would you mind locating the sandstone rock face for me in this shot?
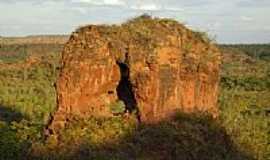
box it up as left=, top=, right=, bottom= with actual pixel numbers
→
left=49, top=16, right=221, bottom=132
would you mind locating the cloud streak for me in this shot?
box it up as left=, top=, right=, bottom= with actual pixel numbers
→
left=71, top=0, right=126, bottom=6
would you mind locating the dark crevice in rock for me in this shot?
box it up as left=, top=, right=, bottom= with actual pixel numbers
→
left=116, top=61, right=138, bottom=116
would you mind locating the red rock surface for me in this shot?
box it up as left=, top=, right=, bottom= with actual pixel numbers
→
left=49, top=16, right=221, bottom=133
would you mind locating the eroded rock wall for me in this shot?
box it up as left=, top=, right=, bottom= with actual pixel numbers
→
left=49, top=16, right=221, bottom=132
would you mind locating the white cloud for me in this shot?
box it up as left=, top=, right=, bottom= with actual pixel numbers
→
left=130, top=3, right=162, bottom=11
left=71, top=0, right=125, bottom=6
left=103, top=0, right=125, bottom=6
left=164, top=6, right=184, bottom=12
left=72, top=7, right=88, bottom=14
left=240, top=16, right=253, bottom=22
left=130, top=3, right=183, bottom=12
left=209, top=22, right=221, bottom=29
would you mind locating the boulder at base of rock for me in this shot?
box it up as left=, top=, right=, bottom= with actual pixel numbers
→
left=48, top=16, right=221, bottom=133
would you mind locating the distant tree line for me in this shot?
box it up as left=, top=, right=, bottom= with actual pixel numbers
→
left=0, top=44, right=64, bottom=63
left=219, top=44, right=270, bottom=60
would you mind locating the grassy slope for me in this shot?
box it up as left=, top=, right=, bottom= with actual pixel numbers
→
left=219, top=46, right=270, bottom=160
left=0, top=46, right=60, bottom=159
left=0, top=43, right=269, bottom=159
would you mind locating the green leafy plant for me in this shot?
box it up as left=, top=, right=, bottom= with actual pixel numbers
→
left=109, top=100, right=126, bottom=115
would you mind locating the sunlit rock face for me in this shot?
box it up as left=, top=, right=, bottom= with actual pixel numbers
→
left=48, top=16, right=221, bottom=133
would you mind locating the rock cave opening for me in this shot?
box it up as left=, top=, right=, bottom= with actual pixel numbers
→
left=116, top=61, right=138, bottom=114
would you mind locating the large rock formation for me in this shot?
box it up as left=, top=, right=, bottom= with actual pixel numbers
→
left=49, top=16, right=221, bottom=133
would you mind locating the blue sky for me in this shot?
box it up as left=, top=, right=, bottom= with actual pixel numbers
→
left=0, top=0, right=270, bottom=43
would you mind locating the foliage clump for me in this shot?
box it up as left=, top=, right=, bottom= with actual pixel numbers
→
left=109, top=100, right=126, bottom=115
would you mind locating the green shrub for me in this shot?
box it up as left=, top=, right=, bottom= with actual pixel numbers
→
left=109, top=100, right=126, bottom=115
